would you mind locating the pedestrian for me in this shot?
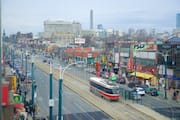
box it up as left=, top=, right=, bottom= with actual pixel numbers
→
left=173, top=90, right=176, bottom=100
left=176, top=90, right=179, bottom=102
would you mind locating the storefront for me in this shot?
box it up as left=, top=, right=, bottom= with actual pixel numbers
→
left=130, top=71, right=157, bottom=86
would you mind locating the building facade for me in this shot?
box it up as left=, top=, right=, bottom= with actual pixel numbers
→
left=43, top=20, right=82, bottom=46
left=44, top=20, right=81, bottom=35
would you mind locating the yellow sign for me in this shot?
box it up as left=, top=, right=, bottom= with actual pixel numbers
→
left=101, top=55, right=105, bottom=63
left=11, top=76, right=17, bottom=91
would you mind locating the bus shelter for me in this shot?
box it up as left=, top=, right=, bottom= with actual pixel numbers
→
left=119, top=84, right=133, bottom=100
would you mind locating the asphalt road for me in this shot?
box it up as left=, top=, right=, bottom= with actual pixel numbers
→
left=28, top=62, right=111, bottom=120
left=58, top=61, right=180, bottom=120
left=23, top=53, right=180, bottom=120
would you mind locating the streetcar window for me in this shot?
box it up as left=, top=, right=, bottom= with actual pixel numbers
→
left=90, top=81, right=114, bottom=94
left=112, top=89, right=119, bottom=94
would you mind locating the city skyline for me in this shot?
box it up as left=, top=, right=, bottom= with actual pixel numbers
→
left=2, top=0, right=180, bottom=35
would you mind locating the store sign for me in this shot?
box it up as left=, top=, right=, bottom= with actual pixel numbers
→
left=132, top=44, right=148, bottom=51
left=2, top=85, right=8, bottom=106
left=75, top=38, right=85, bottom=44
left=114, top=53, right=119, bottom=63
left=127, top=58, right=133, bottom=70
left=13, top=94, right=23, bottom=103
left=134, top=52, right=156, bottom=59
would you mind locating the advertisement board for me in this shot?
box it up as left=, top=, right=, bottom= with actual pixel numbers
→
left=75, top=38, right=86, bottom=44
left=11, top=76, right=17, bottom=91
left=114, top=53, right=119, bottom=63
left=7, top=75, right=17, bottom=92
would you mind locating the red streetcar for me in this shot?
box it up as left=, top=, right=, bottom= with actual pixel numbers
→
left=89, top=77, right=120, bottom=101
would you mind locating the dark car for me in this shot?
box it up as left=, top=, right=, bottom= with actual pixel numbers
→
left=148, top=88, right=159, bottom=96
left=116, top=77, right=126, bottom=84
left=43, top=59, right=47, bottom=62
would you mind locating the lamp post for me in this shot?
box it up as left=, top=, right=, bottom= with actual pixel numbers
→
left=21, top=52, right=24, bottom=80
left=134, top=56, right=136, bottom=82
left=58, top=66, right=63, bottom=120
left=58, top=61, right=84, bottom=120
left=31, top=56, right=35, bottom=119
left=164, top=53, right=168, bottom=99
left=157, top=51, right=168, bottom=99
left=49, top=62, right=54, bottom=120
left=25, top=51, right=28, bottom=77
left=12, top=49, right=15, bottom=69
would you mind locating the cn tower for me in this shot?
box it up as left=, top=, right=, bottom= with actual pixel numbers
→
left=90, top=9, right=93, bottom=30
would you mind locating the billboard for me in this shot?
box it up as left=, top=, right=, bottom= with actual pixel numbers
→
left=114, top=53, right=119, bottom=63
left=75, top=38, right=85, bottom=44
left=131, top=44, right=149, bottom=51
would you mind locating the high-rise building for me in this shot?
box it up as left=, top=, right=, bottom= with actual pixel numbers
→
left=176, top=13, right=180, bottom=30
left=90, top=9, right=93, bottom=30
left=44, top=20, right=81, bottom=35
left=43, top=20, right=81, bottom=45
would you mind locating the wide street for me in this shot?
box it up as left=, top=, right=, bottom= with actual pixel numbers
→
left=26, top=61, right=111, bottom=119
left=16, top=49, right=180, bottom=119
left=50, top=57, right=180, bottom=119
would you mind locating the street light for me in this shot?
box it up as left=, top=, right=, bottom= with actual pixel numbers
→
left=49, top=62, right=54, bottom=120
left=31, top=55, right=35, bottom=119
left=133, top=56, right=136, bottom=82
left=25, top=51, right=28, bottom=77
left=58, top=61, right=84, bottom=120
left=157, top=51, right=169, bottom=99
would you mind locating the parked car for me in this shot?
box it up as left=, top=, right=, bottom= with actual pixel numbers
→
left=131, top=90, right=142, bottom=100
left=138, top=85, right=150, bottom=93
left=116, top=77, right=126, bottom=84
left=148, top=88, right=159, bottom=96
left=43, top=59, right=47, bottom=63
left=135, top=87, right=145, bottom=96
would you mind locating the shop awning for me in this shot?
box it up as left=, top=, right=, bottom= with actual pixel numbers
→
left=130, top=72, right=155, bottom=79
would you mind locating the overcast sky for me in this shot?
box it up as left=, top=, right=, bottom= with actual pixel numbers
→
left=2, top=0, right=180, bottom=35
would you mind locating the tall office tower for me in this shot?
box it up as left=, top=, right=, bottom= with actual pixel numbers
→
left=90, top=9, right=93, bottom=30
left=176, top=13, right=180, bottom=30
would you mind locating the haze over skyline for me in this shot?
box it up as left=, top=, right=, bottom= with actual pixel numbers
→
left=2, top=0, right=180, bottom=35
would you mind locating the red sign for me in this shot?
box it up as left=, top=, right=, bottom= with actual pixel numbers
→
left=2, top=84, right=9, bottom=106
left=95, top=61, right=100, bottom=77
left=127, top=58, right=133, bottom=70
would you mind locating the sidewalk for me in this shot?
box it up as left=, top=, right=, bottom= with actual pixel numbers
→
left=5, top=64, right=34, bottom=120
left=122, top=100, right=170, bottom=120
left=119, top=87, right=180, bottom=120
left=158, top=87, right=180, bottom=105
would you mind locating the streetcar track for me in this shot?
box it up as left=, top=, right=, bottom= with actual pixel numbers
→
left=32, top=59, right=157, bottom=120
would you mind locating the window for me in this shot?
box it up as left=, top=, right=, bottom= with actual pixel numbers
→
left=90, top=81, right=114, bottom=94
